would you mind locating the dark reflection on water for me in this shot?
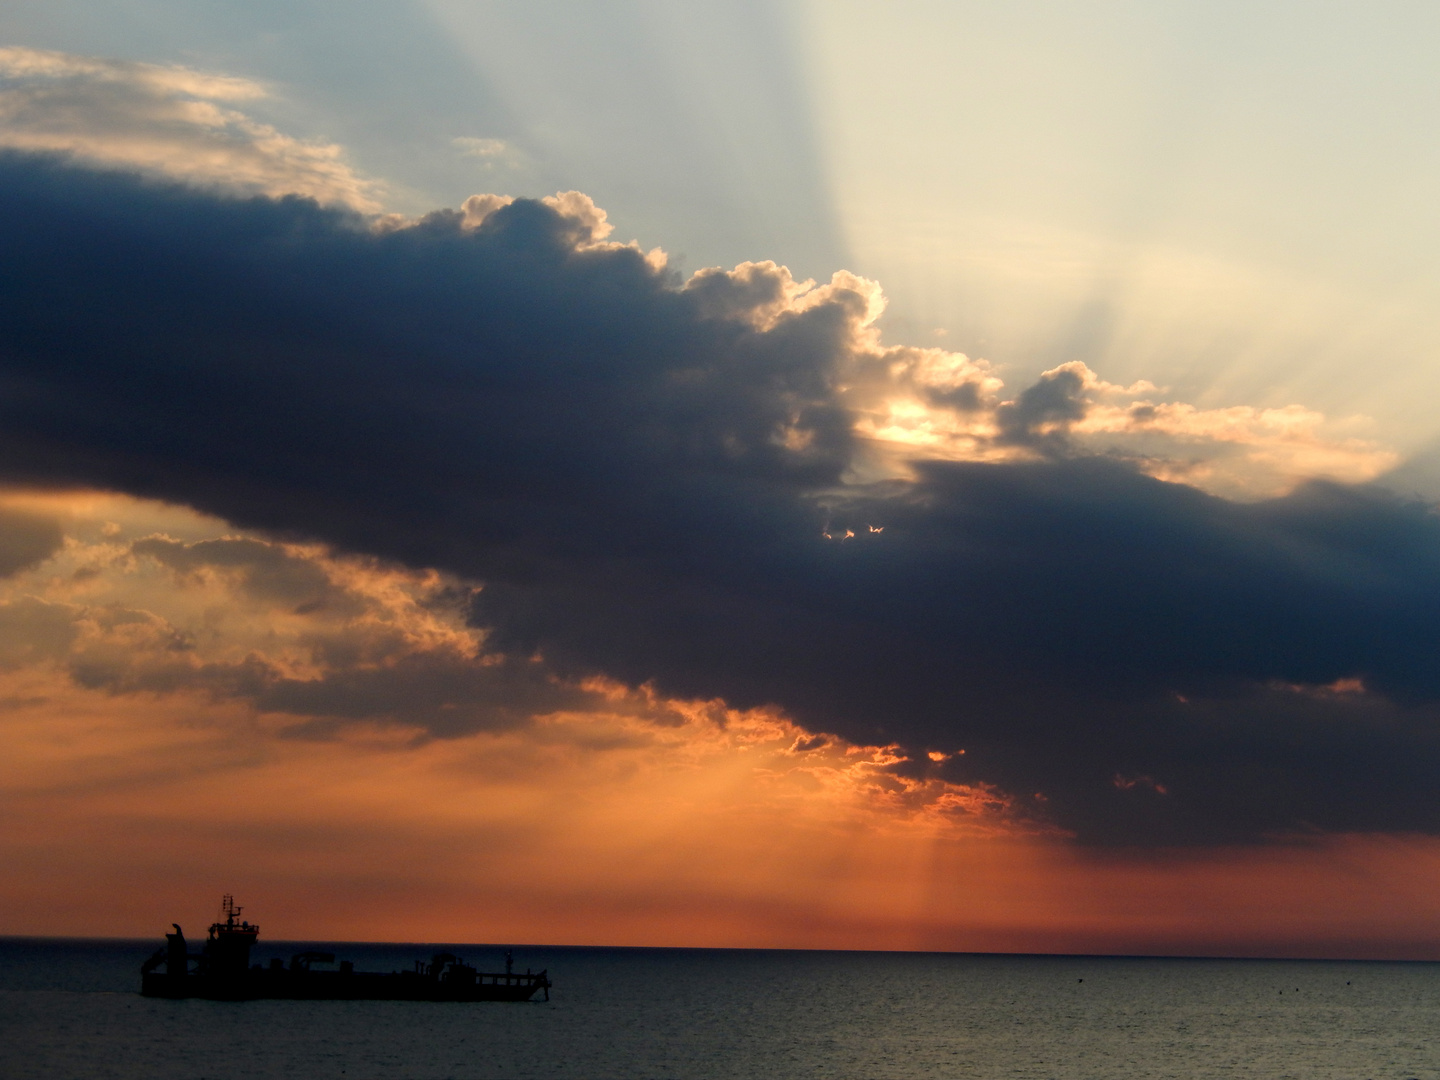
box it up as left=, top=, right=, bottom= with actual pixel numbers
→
left=2, top=937, right=1438, bottom=1079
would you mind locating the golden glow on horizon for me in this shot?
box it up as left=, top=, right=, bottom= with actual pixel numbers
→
left=1, top=490, right=1439, bottom=958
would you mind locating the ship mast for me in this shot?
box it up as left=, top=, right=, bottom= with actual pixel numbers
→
left=219, top=894, right=243, bottom=928
left=206, top=894, right=259, bottom=976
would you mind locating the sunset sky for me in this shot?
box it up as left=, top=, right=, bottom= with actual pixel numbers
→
left=3, top=2, right=1440, bottom=959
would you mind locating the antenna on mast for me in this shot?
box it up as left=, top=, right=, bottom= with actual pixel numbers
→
left=220, top=894, right=243, bottom=926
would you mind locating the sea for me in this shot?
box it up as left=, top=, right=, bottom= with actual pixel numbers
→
left=1, top=938, right=1437, bottom=1079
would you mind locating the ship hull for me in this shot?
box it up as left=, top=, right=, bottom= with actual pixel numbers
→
left=141, top=970, right=547, bottom=1002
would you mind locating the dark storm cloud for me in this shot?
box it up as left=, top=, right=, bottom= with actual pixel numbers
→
left=2, top=152, right=1439, bottom=844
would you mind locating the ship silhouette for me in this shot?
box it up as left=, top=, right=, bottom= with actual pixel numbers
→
left=140, top=896, right=550, bottom=1002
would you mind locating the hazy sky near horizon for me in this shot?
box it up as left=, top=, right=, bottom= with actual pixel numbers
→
left=4, top=2, right=1440, bottom=954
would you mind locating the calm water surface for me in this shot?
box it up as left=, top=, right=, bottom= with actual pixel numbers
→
left=1, top=938, right=1437, bottom=1079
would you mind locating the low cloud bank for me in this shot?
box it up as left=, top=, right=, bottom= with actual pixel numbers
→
left=0, top=153, right=1435, bottom=844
